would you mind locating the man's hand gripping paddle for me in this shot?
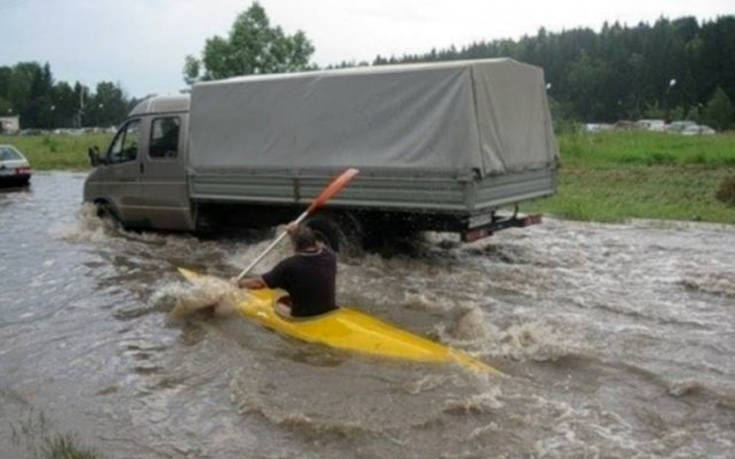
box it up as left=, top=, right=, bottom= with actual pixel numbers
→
left=235, top=168, right=359, bottom=282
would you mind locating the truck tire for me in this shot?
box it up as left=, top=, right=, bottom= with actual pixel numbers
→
left=95, top=201, right=124, bottom=230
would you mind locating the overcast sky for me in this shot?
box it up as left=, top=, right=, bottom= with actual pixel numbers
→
left=1, top=0, right=732, bottom=98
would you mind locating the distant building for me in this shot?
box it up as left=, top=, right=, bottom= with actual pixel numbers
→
left=0, top=116, right=20, bottom=133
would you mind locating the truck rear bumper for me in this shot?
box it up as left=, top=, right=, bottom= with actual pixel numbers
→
left=461, top=213, right=542, bottom=242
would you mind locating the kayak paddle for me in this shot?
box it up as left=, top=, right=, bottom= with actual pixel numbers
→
left=235, top=167, right=359, bottom=282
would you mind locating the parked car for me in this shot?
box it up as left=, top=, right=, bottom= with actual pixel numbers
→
left=0, top=145, right=32, bottom=186
left=666, top=120, right=698, bottom=133
left=698, top=124, right=716, bottom=135
left=682, top=124, right=717, bottom=136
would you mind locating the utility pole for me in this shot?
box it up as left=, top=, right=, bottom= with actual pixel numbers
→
left=664, top=78, right=677, bottom=123
left=74, top=87, right=86, bottom=128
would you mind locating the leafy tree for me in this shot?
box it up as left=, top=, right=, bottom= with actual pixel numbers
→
left=51, top=82, right=78, bottom=128
left=7, top=62, right=40, bottom=124
left=0, top=95, right=11, bottom=114
left=703, top=87, right=734, bottom=130
left=642, top=101, right=666, bottom=119
left=84, top=82, right=129, bottom=127
left=184, top=2, right=315, bottom=83
left=30, top=63, right=55, bottom=128
left=0, top=67, right=11, bottom=102
left=183, top=56, right=201, bottom=85
left=0, top=61, right=133, bottom=128
left=668, top=105, right=687, bottom=121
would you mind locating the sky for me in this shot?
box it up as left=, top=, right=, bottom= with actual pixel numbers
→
left=1, top=0, right=733, bottom=98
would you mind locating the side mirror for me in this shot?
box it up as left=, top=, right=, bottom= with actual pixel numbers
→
left=88, top=146, right=105, bottom=166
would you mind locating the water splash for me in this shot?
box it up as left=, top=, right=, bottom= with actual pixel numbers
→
left=151, top=276, right=250, bottom=320
left=443, top=387, right=505, bottom=414
left=52, top=202, right=114, bottom=243
left=435, top=312, right=576, bottom=362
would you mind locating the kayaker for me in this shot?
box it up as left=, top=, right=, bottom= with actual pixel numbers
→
left=234, top=223, right=338, bottom=318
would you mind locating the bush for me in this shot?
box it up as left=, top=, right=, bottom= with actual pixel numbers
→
left=703, top=87, right=735, bottom=131
left=715, top=176, right=735, bottom=206
left=41, top=135, right=59, bottom=153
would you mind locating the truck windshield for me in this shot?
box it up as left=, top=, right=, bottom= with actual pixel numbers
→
left=108, top=120, right=141, bottom=163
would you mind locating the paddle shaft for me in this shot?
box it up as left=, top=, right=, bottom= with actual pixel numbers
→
left=235, top=168, right=359, bottom=282
left=235, top=210, right=309, bottom=281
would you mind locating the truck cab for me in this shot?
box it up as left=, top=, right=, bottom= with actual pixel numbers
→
left=84, top=95, right=195, bottom=230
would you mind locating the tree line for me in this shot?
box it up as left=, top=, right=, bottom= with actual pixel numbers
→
left=369, top=15, right=735, bottom=130
left=4, top=3, right=734, bottom=131
left=0, top=62, right=137, bottom=130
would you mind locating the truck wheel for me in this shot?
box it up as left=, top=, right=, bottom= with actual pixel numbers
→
left=95, top=201, right=123, bottom=229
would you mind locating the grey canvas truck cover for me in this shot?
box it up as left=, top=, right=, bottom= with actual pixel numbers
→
left=190, top=58, right=557, bottom=177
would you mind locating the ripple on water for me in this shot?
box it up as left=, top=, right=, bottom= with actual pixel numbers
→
left=228, top=355, right=490, bottom=435
left=678, top=271, right=735, bottom=298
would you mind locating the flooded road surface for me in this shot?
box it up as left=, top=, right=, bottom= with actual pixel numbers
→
left=1, top=172, right=734, bottom=458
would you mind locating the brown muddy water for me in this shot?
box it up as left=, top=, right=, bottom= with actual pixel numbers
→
left=1, top=172, right=734, bottom=458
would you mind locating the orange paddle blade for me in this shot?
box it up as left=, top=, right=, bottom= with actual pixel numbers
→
left=306, top=168, right=359, bottom=213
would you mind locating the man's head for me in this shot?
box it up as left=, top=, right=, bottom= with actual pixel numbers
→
left=289, top=224, right=318, bottom=251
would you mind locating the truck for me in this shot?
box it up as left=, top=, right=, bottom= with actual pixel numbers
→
left=84, top=58, right=558, bottom=249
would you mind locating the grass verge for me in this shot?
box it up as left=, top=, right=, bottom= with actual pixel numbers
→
left=525, top=130, right=735, bottom=224
left=524, top=165, right=735, bottom=223
left=1, top=133, right=112, bottom=170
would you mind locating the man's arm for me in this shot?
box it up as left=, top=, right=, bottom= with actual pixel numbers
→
left=234, top=276, right=266, bottom=289
left=233, top=253, right=289, bottom=290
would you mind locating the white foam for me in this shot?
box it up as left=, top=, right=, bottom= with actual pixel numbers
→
left=443, top=387, right=504, bottom=414
left=51, top=203, right=113, bottom=243
left=151, top=277, right=249, bottom=320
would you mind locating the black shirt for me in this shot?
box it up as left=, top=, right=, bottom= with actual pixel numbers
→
left=261, top=247, right=337, bottom=317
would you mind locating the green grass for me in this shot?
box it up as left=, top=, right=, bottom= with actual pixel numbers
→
left=559, top=130, right=735, bottom=167
left=10, top=410, right=104, bottom=459
left=0, top=133, right=112, bottom=170
left=525, top=130, right=735, bottom=224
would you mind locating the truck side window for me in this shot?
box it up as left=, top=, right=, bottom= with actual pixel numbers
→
left=149, top=117, right=180, bottom=159
left=108, top=119, right=141, bottom=164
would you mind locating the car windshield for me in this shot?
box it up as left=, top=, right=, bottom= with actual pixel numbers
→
left=0, top=146, right=23, bottom=161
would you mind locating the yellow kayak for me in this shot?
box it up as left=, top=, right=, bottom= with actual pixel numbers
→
left=178, top=268, right=502, bottom=375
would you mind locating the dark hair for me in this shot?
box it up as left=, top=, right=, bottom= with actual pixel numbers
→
left=291, top=225, right=317, bottom=251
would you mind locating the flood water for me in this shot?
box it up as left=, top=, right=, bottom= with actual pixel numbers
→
left=1, top=172, right=734, bottom=458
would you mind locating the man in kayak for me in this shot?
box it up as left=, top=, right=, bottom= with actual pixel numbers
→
left=235, top=223, right=338, bottom=318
